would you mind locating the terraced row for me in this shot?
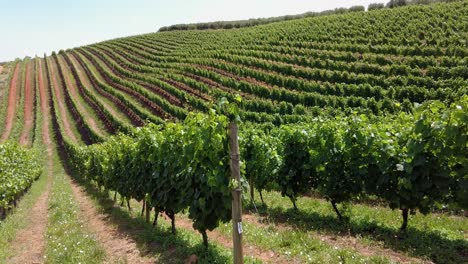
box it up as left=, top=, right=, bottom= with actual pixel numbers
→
left=2, top=1, right=467, bottom=147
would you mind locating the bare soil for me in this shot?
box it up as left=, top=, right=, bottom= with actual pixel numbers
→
left=69, top=54, right=129, bottom=123
left=0, top=64, right=20, bottom=142
left=19, top=61, right=34, bottom=146
left=7, top=63, right=53, bottom=263
left=7, top=150, right=52, bottom=264
left=57, top=56, right=101, bottom=134
left=69, top=183, right=157, bottom=263
left=48, top=58, right=77, bottom=141
left=38, top=60, right=51, bottom=145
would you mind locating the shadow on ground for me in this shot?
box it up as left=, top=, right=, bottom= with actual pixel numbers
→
left=245, top=203, right=467, bottom=264
left=71, top=173, right=231, bottom=264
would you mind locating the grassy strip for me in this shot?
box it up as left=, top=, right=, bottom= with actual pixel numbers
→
left=45, top=56, right=84, bottom=144
left=44, top=153, right=105, bottom=263
left=213, top=214, right=392, bottom=263
left=74, top=175, right=260, bottom=263
left=248, top=190, right=468, bottom=264
left=0, top=145, right=47, bottom=262
left=72, top=50, right=145, bottom=128
left=32, top=58, right=43, bottom=146
left=0, top=59, right=46, bottom=261
left=52, top=53, right=105, bottom=143
left=58, top=54, right=109, bottom=137
left=67, top=51, right=134, bottom=129
left=20, top=58, right=38, bottom=146
left=8, top=60, right=27, bottom=142
left=44, top=52, right=105, bottom=263
left=78, top=47, right=163, bottom=124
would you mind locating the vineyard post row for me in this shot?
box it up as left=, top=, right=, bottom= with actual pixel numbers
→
left=63, top=95, right=467, bottom=254
left=229, top=120, right=244, bottom=264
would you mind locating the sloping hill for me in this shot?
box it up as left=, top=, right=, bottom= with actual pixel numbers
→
left=0, top=2, right=467, bottom=263
left=0, top=1, right=462, bottom=145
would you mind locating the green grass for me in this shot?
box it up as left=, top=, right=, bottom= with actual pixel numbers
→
left=62, top=163, right=466, bottom=263
left=32, top=58, right=43, bottom=147
left=46, top=56, right=85, bottom=145
left=57, top=54, right=109, bottom=138
left=0, top=146, right=48, bottom=262
left=244, top=190, right=468, bottom=264
left=0, top=66, right=46, bottom=262
left=7, top=60, right=28, bottom=143
left=71, top=174, right=261, bottom=263
left=214, top=215, right=392, bottom=264
left=44, top=153, right=105, bottom=264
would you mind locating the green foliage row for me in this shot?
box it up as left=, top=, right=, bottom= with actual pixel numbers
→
left=204, top=50, right=466, bottom=97
left=77, top=2, right=466, bottom=123
left=0, top=143, right=42, bottom=209
left=71, top=51, right=143, bottom=130
left=65, top=110, right=233, bottom=246
left=62, top=96, right=466, bottom=247
left=72, top=49, right=153, bottom=126
left=79, top=47, right=191, bottom=120
left=52, top=52, right=104, bottom=144
left=100, top=37, right=467, bottom=108
left=243, top=96, right=467, bottom=227
left=61, top=51, right=119, bottom=135
left=87, top=42, right=334, bottom=123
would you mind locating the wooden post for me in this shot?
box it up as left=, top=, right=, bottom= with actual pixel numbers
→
left=229, top=121, right=243, bottom=264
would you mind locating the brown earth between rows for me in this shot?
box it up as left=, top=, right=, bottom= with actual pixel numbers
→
left=0, top=64, right=20, bottom=142
left=47, top=58, right=78, bottom=142
left=7, top=62, right=53, bottom=264
left=160, top=213, right=298, bottom=264
left=19, top=61, right=34, bottom=146
left=57, top=56, right=102, bottom=135
left=69, top=183, right=157, bottom=263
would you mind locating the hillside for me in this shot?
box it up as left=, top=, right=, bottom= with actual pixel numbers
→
left=0, top=1, right=467, bottom=263
left=2, top=1, right=467, bottom=144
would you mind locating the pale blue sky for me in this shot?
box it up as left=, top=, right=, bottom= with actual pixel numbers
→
left=0, top=0, right=386, bottom=62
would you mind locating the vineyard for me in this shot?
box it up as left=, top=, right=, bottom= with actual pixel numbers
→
left=0, top=1, right=467, bottom=263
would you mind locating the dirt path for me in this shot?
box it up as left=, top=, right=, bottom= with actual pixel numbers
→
left=19, top=61, right=34, bottom=146
left=168, top=214, right=295, bottom=264
left=7, top=61, right=53, bottom=264
left=7, top=150, right=52, bottom=264
left=69, top=183, right=157, bottom=263
left=47, top=58, right=78, bottom=142
left=57, top=55, right=102, bottom=135
left=0, top=63, right=20, bottom=142
left=241, top=213, right=428, bottom=264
